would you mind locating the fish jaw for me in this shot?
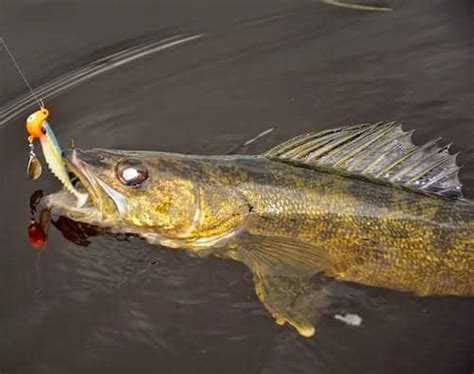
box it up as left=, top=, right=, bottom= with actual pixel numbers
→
left=45, top=149, right=123, bottom=225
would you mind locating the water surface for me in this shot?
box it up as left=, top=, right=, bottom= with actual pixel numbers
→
left=0, top=1, right=473, bottom=373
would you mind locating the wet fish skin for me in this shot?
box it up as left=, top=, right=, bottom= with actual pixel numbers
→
left=55, top=149, right=473, bottom=296
left=231, top=156, right=474, bottom=296
left=45, top=123, right=474, bottom=337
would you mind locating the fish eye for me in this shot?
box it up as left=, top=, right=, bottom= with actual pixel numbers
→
left=116, top=159, right=148, bottom=186
left=27, top=113, right=36, bottom=123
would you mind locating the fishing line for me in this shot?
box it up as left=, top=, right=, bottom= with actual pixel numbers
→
left=33, top=248, right=45, bottom=306
left=0, top=35, right=44, bottom=109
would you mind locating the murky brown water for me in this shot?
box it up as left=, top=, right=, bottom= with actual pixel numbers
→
left=0, top=1, right=473, bottom=373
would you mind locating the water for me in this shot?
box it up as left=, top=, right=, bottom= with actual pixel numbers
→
left=0, top=1, right=473, bottom=373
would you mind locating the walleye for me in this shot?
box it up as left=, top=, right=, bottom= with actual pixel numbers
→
left=43, top=122, right=474, bottom=337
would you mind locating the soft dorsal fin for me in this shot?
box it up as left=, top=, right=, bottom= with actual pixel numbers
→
left=265, top=122, right=463, bottom=199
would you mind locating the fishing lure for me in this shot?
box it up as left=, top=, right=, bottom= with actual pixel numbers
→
left=27, top=190, right=49, bottom=249
left=27, top=219, right=47, bottom=250
left=25, top=108, right=48, bottom=180
left=26, top=141, right=42, bottom=180
left=25, top=107, right=88, bottom=207
left=0, top=36, right=85, bottom=247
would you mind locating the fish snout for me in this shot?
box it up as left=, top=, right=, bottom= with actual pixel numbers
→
left=63, top=148, right=110, bottom=169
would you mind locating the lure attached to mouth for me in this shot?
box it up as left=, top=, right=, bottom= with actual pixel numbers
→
left=25, top=108, right=88, bottom=208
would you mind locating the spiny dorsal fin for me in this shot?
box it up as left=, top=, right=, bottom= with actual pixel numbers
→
left=265, top=122, right=463, bottom=199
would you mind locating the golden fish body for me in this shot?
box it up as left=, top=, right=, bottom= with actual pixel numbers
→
left=227, top=156, right=474, bottom=296
left=46, top=122, right=474, bottom=336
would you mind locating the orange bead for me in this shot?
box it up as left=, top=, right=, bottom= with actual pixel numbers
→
left=25, top=108, right=49, bottom=139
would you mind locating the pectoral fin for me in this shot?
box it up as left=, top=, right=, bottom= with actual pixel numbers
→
left=231, top=234, right=331, bottom=277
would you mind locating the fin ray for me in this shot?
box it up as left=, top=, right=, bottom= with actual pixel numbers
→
left=234, top=234, right=330, bottom=277
left=265, top=122, right=463, bottom=199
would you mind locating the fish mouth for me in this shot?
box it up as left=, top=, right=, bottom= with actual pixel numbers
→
left=47, top=149, right=126, bottom=222
left=64, top=149, right=102, bottom=210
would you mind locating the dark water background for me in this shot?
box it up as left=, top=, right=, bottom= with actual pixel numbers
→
left=0, top=1, right=473, bottom=373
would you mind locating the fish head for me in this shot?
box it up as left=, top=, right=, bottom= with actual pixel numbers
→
left=45, top=148, right=240, bottom=248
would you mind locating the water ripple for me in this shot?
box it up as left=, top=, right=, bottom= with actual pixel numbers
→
left=0, top=33, right=204, bottom=127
